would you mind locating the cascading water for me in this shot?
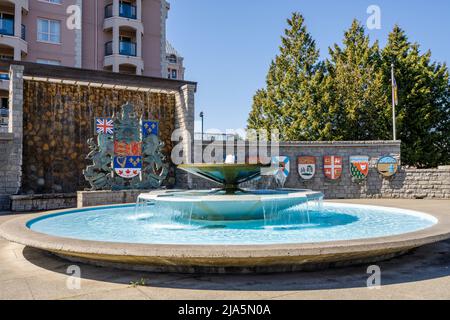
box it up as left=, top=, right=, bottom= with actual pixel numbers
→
left=135, top=189, right=324, bottom=231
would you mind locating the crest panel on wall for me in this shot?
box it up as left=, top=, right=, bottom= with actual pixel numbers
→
left=113, top=156, right=142, bottom=178
left=84, top=103, right=169, bottom=190
left=350, top=156, right=370, bottom=180
left=95, top=118, right=114, bottom=135
left=298, top=156, right=316, bottom=180
left=142, top=120, right=159, bottom=137
left=261, top=156, right=290, bottom=179
left=377, top=156, right=398, bottom=177
left=323, top=156, right=342, bottom=180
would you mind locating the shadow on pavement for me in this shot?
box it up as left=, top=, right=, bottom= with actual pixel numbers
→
left=21, top=239, right=450, bottom=292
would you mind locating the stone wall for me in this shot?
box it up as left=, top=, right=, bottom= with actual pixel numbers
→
left=21, top=80, right=177, bottom=194
left=173, top=84, right=196, bottom=189
left=77, top=190, right=143, bottom=208
left=0, top=65, right=23, bottom=210
left=377, top=168, right=450, bottom=199
left=177, top=140, right=449, bottom=199
left=10, top=193, right=77, bottom=212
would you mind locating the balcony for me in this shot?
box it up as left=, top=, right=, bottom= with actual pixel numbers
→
left=0, top=17, right=28, bottom=60
left=105, top=3, right=137, bottom=20
left=105, top=40, right=137, bottom=57
left=103, top=40, right=143, bottom=75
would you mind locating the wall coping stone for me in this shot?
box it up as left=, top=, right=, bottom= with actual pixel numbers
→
left=278, top=140, right=401, bottom=147
left=11, top=193, right=76, bottom=200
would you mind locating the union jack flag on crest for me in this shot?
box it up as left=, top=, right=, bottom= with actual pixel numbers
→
left=96, top=118, right=114, bottom=135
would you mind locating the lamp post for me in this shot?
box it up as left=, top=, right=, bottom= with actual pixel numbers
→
left=199, top=111, right=204, bottom=144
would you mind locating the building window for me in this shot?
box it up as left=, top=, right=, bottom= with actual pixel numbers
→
left=0, top=13, right=14, bottom=36
left=36, top=59, right=61, bottom=66
left=1, top=98, right=8, bottom=109
left=37, top=18, right=60, bottom=43
left=167, top=54, right=177, bottom=64
left=171, top=69, right=177, bottom=79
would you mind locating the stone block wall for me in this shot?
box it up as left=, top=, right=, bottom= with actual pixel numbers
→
left=173, top=84, right=196, bottom=189
left=377, top=168, right=450, bottom=199
left=10, top=193, right=77, bottom=212
left=21, top=80, right=176, bottom=194
left=77, top=190, right=143, bottom=208
left=173, top=140, right=449, bottom=200
left=0, top=65, right=24, bottom=210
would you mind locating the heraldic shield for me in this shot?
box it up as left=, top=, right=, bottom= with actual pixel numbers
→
left=324, top=156, right=342, bottom=180
left=83, top=102, right=169, bottom=190
left=377, top=156, right=398, bottom=178
left=298, top=156, right=316, bottom=180
left=350, top=156, right=370, bottom=180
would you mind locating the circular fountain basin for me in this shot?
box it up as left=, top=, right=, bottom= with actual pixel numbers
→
left=1, top=202, right=450, bottom=273
left=137, top=189, right=323, bottom=221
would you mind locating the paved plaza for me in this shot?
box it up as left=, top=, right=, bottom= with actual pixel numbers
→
left=0, top=199, right=449, bottom=300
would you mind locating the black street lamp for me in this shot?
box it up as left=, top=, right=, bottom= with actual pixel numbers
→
left=199, top=111, right=204, bottom=143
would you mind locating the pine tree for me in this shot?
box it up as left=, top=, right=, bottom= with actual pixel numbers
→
left=323, top=20, right=390, bottom=141
left=382, top=25, right=450, bottom=167
left=247, top=13, right=322, bottom=141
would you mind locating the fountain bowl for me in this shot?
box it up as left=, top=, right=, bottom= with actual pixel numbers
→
left=138, top=189, right=323, bottom=221
left=1, top=202, right=449, bottom=274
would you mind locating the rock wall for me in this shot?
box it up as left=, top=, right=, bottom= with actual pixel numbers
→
left=77, top=190, right=143, bottom=208
left=0, top=65, right=23, bottom=210
left=377, top=168, right=450, bottom=199
left=21, top=80, right=176, bottom=194
left=175, top=140, right=450, bottom=200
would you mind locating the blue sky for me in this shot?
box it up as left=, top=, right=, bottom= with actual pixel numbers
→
left=166, top=0, right=450, bottom=132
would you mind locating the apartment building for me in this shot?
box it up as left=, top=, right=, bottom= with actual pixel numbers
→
left=0, top=0, right=185, bottom=75
left=166, top=40, right=184, bottom=80
left=0, top=0, right=185, bottom=126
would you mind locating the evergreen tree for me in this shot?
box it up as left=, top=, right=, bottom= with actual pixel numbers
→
left=247, top=13, right=322, bottom=140
left=323, top=20, right=390, bottom=141
left=382, top=25, right=450, bottom=167
left=247, top=14, right=450, bottom=167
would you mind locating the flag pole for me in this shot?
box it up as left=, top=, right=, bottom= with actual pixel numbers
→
left=391, top=63, right=397, bottom=141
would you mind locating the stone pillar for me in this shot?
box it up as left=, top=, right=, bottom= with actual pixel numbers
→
left=112, top=0, right=119, bottom=17
left=112, top=24, right=120, bottom=72
left=14, top=4, right=22, bottom=38
left=136, top=0, right=142, bottom=20
left=136, top=31, right=142, bottom=58
left=175, top=84, right=196, bottom=151
left=174, top=84, right=196, bottom=188
left=113, top=25, right=119, bottom=55
left=13, top=48, right=21, bottom=61
left=6, top=65, right=24, bottom=195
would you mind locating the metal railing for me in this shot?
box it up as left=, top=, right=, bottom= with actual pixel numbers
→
left=105, top=3, right=137, bottom=19
left=105, top=40, right=137, bottom=57
left=21, top=24, right=25, bottom=40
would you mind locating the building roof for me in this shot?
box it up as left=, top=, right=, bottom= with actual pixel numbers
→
left=166, top=41, right=182, bottom=58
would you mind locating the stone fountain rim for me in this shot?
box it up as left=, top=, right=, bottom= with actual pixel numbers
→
left=1, top=203, right=449, bottom=264
left=137, top=189, right=323, bottom=202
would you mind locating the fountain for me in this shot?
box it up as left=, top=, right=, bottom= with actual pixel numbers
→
left=1, top=162, right=448, bottom=273
left=136, top=163, right=323, bottom=221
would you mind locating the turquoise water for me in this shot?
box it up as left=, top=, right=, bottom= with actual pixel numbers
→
left=28, top=203, right=436, bottom=245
